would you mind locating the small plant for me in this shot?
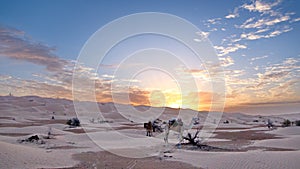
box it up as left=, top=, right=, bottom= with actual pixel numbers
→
left=67, top=117, right=80, bottom=127
left=282, top=119, right=291, bottom=127
left=223, top=120, right=229, bottom=124
left=46, top=127, right=52, bottom=139
left=183, top=131, right=200, bottom=145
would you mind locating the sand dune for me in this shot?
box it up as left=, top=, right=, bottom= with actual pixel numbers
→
left=0, top=96, right=299, bottom=169
left=0, top=141, right=76, bottom=169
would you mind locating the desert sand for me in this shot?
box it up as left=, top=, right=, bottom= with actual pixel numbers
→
left=0, top=96, right=299, bottom=169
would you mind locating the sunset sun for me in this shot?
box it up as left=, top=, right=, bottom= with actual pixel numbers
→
left=168, top=103, right=181, bottom=109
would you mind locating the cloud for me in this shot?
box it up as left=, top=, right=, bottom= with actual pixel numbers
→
left=253, top=57, right=299, bottom=88
left=268, top=79, right=298, bottom=98
left=239, top=15, right=290, bottom=29
left=212, top=0, right=296, bottom=45
left=194, top=31, right=210, bottom=42
left=251, top=55, right=268, bottom=61
left=242, top=0, right=281, bottom=13
left=224, top=56, right=300, bottom=109
left=129, top=89, right=150, bottom=106
left=99, top=64, right=118, bottom=69
left=257, top=71, right=289, bottom=81
left=238, top=100, right=300, bottom=106
left=0, top=26, right=176, bottom=107
left=0, top=26, right=115, bottom=102
left=224, top=69, right=245, bottom=77
left=0, top=69, right=154, bottom=106
left=214, top=44, right=247, bottom=56
left=184, top=69, right=207, bottom=74
left=219, top=56, right=234, bottom=67
left=239, top=25, right=292, bottom=40
left=200, top=1, right=300, bottom=112
left=0, top=76, right=73, bottom=99
left=235, top=1, right=294, bottom=41
left=265, top=57, right=300, bottom=73
left=0, top=26, right=68, bottom=72
left=284, top=57, right=299, bottom=65
left=207, top=18, right=222, bottom=25
left=182, top=68, right=211, bottom=81
left=225, top=14, right=238, bottom=19
left=291, top=17, right=300, bottom=23
left=225, top=7, right=240, bottom=19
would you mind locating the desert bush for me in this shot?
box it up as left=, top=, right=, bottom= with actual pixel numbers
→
left=67, top=117, right=80, bottom=127
left=282, top=119, right=291, bottom=127
left=223, top=120, right=229, bottom=124
left=295, top=120, right=300, bottom=126
left=183, top=131, right=200, bottom=145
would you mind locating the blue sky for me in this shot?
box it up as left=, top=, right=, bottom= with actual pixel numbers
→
left=0, top=0, right=249, bottom=59
left=0, top=0, right=300, bottom=115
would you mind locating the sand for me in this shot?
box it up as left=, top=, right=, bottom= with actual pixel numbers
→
left=70, top=151, right=199, bottom=169
left=0, top=96, right=300, bottom=169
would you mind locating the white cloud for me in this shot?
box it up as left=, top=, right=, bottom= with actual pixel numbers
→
left=200, top=0, right=300, bottom=106
left=240, top=15, right=290, bottom=29
left=241, top=32, right=262, bottom=40
left=225, top=7, right=240, bottom=19
left=291, top=17, right=300, bottom=23
left=250, top=55, right=268, bottom=61
left=242, top=0, right=281, bottom=13
left=194, top=31, right=210, bottom=42
left=196, top=31, right=210, bottom=38
left=219, top=56, right=235, bottom=67
left=268, top=30, right=281, bottom=37
left=207, top=18, right=222, bottom=25
left=225, top=14, right=238, bottom=19
left=214, top=44, right=247, bottom=56
left=283, top=57, right=299, bottom=65
left=261, top=57, right=300, bottom=81
left=256, top=28, right=270, bottom=33
left=210, top=28, right=218, bottom=32
left=265, top=15, right=290, bottom=26
left=205, top=0, right=296, bottom=46
left=240, top=26, right=292, bottom=40
left=229, top=0, right=295, bottom=42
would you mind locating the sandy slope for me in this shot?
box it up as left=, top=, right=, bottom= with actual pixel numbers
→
left=170, top=149, right=300, bottom=169
left=252, top=127, right=300, bottom=150
left=0, top=141, right=76, bottom=169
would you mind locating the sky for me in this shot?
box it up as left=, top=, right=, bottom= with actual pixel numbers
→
left=0, top=0, right=300, bottom=115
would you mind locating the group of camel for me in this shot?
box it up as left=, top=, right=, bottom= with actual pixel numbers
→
left=145, top=117, right=275, bottom=144
left=144, top=117, right=200, bottom=144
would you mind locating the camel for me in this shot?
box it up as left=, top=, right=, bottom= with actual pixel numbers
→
left=144, top=119, right=164, bottom=137
left=145, top=121, right=153, bottom=137
left=163, top=117, right=199, bottom=144
left=267, top=119, right=274, bottom=129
